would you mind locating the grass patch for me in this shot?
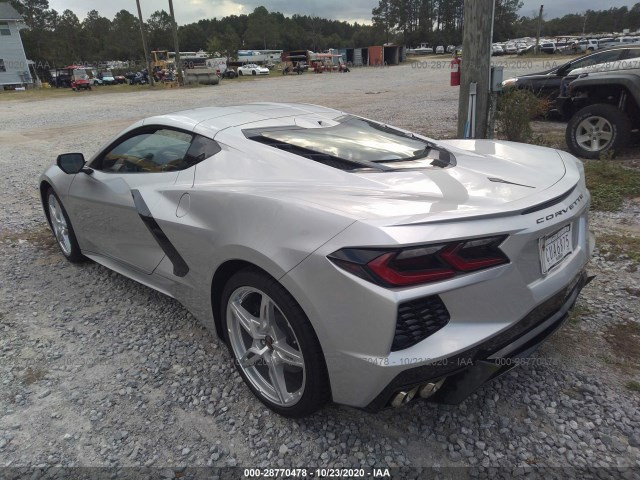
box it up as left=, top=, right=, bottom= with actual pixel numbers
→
left=604, top=322, right=640, bottom=368
left=626, top=380, right=640, bottom=392
left=584, top=160, right=640, bottom=211
left=597, top=233, right=640, bottom=263
left=22, top=366, right=47, bottom=385
left=568, top=303, right=592, bottom=325
left=1, top=225, right=58, bottom=252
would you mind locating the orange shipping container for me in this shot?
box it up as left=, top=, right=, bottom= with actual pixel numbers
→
left=368, top=46, right=383, bottom=66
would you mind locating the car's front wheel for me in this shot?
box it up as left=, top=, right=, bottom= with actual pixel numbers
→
left=566, top=103, right=630, bottom=159
left=46, top=188, right=86, bottom=263
left=238, top=70, right=243, bottom=76
left=221, top=268, right=329, bottom=417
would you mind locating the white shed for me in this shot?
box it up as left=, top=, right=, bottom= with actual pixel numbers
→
left=0, top=3, right=31, bottom=88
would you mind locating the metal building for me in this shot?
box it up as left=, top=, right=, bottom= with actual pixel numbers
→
left=0, top=3, right=31, bottom=88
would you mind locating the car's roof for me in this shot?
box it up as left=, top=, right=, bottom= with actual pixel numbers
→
left=141, top=103, right=341, bottom=136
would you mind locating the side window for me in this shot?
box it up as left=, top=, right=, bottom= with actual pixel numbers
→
left=622, top=48, right=640, bottom=60
left=571, top=50, right=622, bottom=70
left=184, top=135, right=221, bottom=166
left=0, top=22, right=10, bottom=36
left=96, top=128, right=194, bottom=173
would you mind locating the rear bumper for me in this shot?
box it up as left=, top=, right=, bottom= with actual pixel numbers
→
left=365, top=270, right=592, bottom=411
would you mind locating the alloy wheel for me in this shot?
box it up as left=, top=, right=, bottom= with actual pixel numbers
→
left=48, top=193, right=72, bottom=255
left=226, top=286, right=305, bottom=407
left=575, top=115, right=614, bottom=152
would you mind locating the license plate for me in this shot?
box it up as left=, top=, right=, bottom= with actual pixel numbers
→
left=539, top=224, right=573, bottom=275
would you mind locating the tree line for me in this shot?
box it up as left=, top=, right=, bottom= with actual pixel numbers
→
left=4, top=0, right=640, bottom=70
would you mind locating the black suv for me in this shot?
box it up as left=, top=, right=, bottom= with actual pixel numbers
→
left=502, top=46, right=640, bottom=113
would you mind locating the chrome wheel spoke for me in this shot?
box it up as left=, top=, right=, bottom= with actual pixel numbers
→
left=265, top=353, right=290, bottom=404
left=595, top=118, right=608, bottom=131
left=600, top=131, right=613, bottom=142
left=576, top=134, right=591, bottom=147
left=230, top=300, right=264, bottom=339
left=239, top=345, right=269, bottom=368
left=272, top=341, right=304, bottom=368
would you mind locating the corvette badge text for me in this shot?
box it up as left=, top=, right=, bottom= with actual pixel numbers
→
left=536, top=194, right=585, bottom=224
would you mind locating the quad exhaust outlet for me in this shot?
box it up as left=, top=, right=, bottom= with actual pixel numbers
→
left=391, top=378, right=445, bottom=408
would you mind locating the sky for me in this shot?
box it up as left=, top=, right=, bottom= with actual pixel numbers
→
left=47, top=0, right=638, bottom=25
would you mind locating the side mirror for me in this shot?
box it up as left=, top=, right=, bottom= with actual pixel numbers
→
left=56, top=153, right=86, bottom=174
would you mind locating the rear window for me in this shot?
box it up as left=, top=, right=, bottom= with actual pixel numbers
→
left=245, top=116, right=454, bottom=171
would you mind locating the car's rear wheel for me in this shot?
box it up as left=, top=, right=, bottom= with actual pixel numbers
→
left=566, top=104, right=630, bottom=159
left=46, top=188, right=85, bottom=263
left=252, top=70, right=257, bottom=76
left=221, top=268, right=329, bottom=417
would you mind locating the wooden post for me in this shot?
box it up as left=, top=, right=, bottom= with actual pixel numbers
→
left=168, top=0, right=183, bottom=85
left=457, top=0, right=494, bottom=139
left=135, top=0, right=154, bottom=87
left=535, top=5, right=544, bottom=54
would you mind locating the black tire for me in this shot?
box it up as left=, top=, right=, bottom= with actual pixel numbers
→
left=252, top=70, right=256, bottom=76
left=221, top=268, right=330, bottom=417
left=45, top=188, right=86, bottom=263
left=565, top=104, right=631, bottom=159
left=238, top=70, right=243, bottom=76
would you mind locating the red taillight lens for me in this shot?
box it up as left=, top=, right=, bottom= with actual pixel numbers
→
left=439, top=237, right=509, bottom=271
left=328, top=235, right=508, bottom=287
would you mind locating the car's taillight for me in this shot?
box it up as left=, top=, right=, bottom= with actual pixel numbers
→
left=328, top=235, right=508, bottom=287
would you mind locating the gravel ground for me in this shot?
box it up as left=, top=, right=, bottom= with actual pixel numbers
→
left=0, top=59, right=639, bottom=477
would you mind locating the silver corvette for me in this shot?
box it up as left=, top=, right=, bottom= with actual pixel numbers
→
left=40, top=103, right=594, bottom=417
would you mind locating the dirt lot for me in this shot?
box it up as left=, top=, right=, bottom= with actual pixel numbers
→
left=0, top=59, right=639, bottom=477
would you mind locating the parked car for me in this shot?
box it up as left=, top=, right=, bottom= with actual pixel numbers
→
left=559, top=68, right=640, bottom=158
left=517, top=45, right=535, bottom=55
left=492, top=44, right=505, bottom=56
left=40, top=103, right=593, bottom=417
left=446, top=45, right=456, bottom=54
left=238, top=64, right=270, bottom=76
left=502, top=46, right=640, bottom=112
left=435, top=45, right=445, bottom=55
left=504, top=43, right=517, bottom=55
left=540, top=42, right=557, bottom=54
left=99, top=71, right=117, bottom=85
left=575, top=39, right=599, bottom=53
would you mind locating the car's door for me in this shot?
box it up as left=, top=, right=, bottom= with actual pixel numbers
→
left=65, top=126, right=197, bottom=274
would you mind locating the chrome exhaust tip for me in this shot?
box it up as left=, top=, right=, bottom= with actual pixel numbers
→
left=419, top=378, right=445, bottom=399
left=391, top=391, right=408, bottom=408
left=391, top=385, right=429, bottom=407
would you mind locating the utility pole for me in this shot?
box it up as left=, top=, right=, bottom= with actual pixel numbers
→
left=168, top=0, right=183, bottom=85
left=457, top=0, right=494, bottom=139
left=135, top=0, right=154, bottom=87
left=582, top=11, right=588, bottom=36
left=535, top=5, right=544, bottom=54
